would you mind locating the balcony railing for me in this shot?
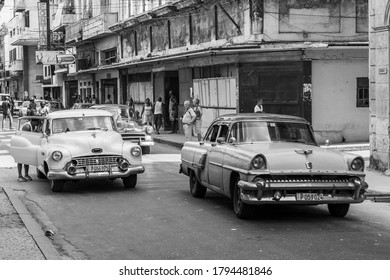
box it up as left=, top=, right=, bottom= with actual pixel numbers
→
left=9, top=60, right=23, bottom=72
left=83, top=12, right=118, bottom=40
left=65, top=20, right=83, bottom=45
left=52, top=13, right=78, bottom=31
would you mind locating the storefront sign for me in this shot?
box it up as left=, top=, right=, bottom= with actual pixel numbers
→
left=36, top=51, right=65, bottom=65
left=57, top=54, right=76, bottom=65
left=37, top=2, right=48, bottom=48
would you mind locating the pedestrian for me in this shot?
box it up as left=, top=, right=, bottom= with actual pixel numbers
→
left=127, top=98, right=135, bottom=118
left=17, top=163, right=32, bottom=182
left=1, top=97, right=13, bottom=130
left=27, top=98, right=37, bottom=116
left=141, top=98, right=154, bottom=126
left=40, top=101, right=50, bottom=116
left=254, top=98, right=264, bottom=113
left=168, top=90, right=178, bottom=133
left=10, top=96, right=15, bottom=116
left=153, top=97, right=163, bottom=134
left=192, top=97, right=203, bottom=141
left=181, top=100, right=197, bottom=141
left=105, top=94, right=113, bottom=104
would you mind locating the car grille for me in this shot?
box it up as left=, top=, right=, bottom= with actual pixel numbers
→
left=265, top=175, right=351, bottom=184
left=72, top=155, right=119, bottom=167
left=121, top=132, right=145, bottom=142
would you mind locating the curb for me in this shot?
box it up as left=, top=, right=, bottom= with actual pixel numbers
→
left=153, top=137, right=183, bottom=149
left=2, top=186, right=61, bottom=260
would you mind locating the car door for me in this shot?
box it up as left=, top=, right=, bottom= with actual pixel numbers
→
left=207, top=124, right=229, bottom=189
left=10, top=117, right=46, bottom=166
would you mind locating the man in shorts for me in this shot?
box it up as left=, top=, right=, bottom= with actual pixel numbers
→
left=2, top=97, right=13, bottom=130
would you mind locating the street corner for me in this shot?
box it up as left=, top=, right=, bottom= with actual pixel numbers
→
left=1, top=186, right=62, bottom=260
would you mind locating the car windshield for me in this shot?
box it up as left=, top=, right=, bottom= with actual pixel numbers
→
left=52, top=116, right=114, bottom=134
left=229, top=121, right=316, bottom=145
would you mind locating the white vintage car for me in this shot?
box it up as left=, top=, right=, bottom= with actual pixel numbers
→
left=180, top=113, right=369, bottom=219
left=10, top=109, right=145, bottom=192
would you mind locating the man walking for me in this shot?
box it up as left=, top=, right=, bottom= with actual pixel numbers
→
left=2, top=97, right=13, bottom=130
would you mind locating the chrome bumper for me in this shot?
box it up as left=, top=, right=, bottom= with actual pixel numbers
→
left=237, top=179, right=368, bottom=204
left=47, top=165, right=145, bottom=180
left=140, top=141, right=154, bottom=146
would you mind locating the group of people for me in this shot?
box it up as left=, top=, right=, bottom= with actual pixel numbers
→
left=132, top=90, right=203, bottom=140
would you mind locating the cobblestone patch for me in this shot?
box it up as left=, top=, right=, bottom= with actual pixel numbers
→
left=0, top=189, right=45, bottom=260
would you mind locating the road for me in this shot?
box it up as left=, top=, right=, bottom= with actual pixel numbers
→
left=1, top=131, right=390, bottom=260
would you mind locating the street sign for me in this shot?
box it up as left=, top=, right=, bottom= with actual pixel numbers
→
left=56, top=54, right=76, bottom=65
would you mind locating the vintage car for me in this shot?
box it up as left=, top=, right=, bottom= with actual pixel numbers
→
left=70, top=102, right=94, bottom=110
left=90, top=104, right=154, bottom=154
left=180, top=113, right=369, bottom=219
left=10, top=109, right=145, bottom=192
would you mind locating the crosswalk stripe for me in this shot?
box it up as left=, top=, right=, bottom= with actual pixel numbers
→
left=0, top=155, right=16, bottom=168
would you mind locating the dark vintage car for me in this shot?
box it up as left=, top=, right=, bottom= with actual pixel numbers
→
left=180, top=113, right=369, bottom=219
left=89, top=104, right=154, bottom=154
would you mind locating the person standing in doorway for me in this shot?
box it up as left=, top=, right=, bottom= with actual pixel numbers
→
left=153, top=97, right=163, bottom=134
left=141, top=98, right=153, bottom=126
left=105, top=94, right=113, bottom=104
left=192, top=98, right=203, bottom=141
left=168, top=90, right=178, bottom=133
left=181, top=100, right=197, bottom=141
left=254, top=98, right=264, bottom=113
left=127, top=98, right=135, bottom=118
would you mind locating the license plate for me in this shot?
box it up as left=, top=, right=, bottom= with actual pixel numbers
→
left=296, top=193, right=324, bottom=201
left=87, top=165, right=110, bottom=172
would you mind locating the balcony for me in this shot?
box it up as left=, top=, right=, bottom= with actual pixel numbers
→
left=14, top=0, right=26, bottom=12
left=52, top=13, right=77, bottom=31
left=83, top=12, right=118, bottom=40
left=65, top=20, right=83, bottom=45
left=8, top=16, right=39, bottom=46
left=9, top=60, right=23, bottom=72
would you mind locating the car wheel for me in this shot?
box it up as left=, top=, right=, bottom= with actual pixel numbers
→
left=36, top=168, right=47, bottom=179
left=142, top=146, right=151, bottom=154
left=50, top=180, right=65, bottom=192
left=189, top=170, right=206, bottom=198
left=123, top=174, right=137, bottom=188
left=328, top=203, right=350, bottom=217
left=233, top=177, right=251, bottom=219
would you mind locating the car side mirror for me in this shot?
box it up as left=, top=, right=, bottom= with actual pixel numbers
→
left=216, top=137, right=226, bottom=144
left=228, top=137, right=237, bottom=145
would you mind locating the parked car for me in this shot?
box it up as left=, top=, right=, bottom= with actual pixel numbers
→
left=71, top=103, right=94, bottom=109
left=180, top=113, right=369, bottom=219
left=10, top=109, right=145, bottom=192
left=90, top=104, right=154, bottom=154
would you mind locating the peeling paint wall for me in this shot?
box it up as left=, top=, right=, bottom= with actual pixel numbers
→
left=151, top=21, right=169, bottom=52
left=191, top=7, right=216, bottom=44
left=170, top=16, right=190, bottom=48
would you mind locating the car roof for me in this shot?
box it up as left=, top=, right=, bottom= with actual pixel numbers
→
left=47, top=109, right=113, bottom=119
left=213, top=113, right=309, bottom=124
left=90, top=104, right=128, bottom=109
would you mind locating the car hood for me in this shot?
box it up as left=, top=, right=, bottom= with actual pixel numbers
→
left=48, top=131, right=122, bottom=154
left=238, top=142, right=349, bottom=173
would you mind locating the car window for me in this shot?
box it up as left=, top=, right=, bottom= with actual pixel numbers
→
left=204, top=124, right=220, bottom=142
left=52, top=116, right=114, bottom=133
left=19, top=118, right=44, bottom=133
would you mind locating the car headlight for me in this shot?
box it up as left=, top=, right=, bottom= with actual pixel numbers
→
left=251, top=155, right=266, bottom=169
left=145, top=135, right=152, bottom=141
left=351, top=158, right=364, bottom=171
left=52, top=151, right=63, bottom=161
left=144, top=125, right=154, bottom=134
left=131, top=147, right=141, bottom=157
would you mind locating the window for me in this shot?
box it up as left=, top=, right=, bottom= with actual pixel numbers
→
left=204, top=124, right=229, bottom=142
left=356, top=77, right=369, bottom=107
left=25, top=11, right=30, bottom=28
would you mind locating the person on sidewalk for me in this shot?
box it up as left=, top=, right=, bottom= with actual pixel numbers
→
left=17, top=163, right=32, bottom=182
left=153, top=97, right=163, bottom=134
left=181, top=100, right=197, bottom=141
left=105, top=94, right=113, bottom=104
left=168, top=90, right=178, bottom=133
left=2, top=97, right=13, bottom=130
left=192, top=97, right=203, bottom=141
left=141, top=98, right=154, bottom=126
left=254, top=98, right=264, bottom=113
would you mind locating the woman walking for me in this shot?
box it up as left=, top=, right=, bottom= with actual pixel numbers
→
left=192, top=98, right=203, bottom=141
left=141, top=98, right=154, bottom=126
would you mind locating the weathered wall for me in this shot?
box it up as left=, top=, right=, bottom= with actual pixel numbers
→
left=369, top=0, right=390, bottom=171
left=310, top=49, right=369, bottom=144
